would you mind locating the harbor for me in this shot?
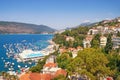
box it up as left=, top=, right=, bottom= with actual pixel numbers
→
left=17, top=43, right=55, bottom=62
left=0, top=34, right=54, bottom=73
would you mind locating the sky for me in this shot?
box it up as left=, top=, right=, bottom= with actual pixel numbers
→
left=0, top=0, right=120, bottom=29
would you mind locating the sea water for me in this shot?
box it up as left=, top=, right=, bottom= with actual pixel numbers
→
left=0, top=34, right=54, bottom=72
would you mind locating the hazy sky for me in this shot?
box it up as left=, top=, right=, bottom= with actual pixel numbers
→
left=0, top=0, right=120, bottom=29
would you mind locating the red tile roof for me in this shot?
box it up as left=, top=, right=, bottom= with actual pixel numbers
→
left=19, top=73, right=30, bottom=80
left=77, top=46, right=83, bottom=49
left=44, top=62, right=57, bottom=67
left=106, top=77, right=113, bottom=80
left=40, top=74, right=52, bottom=80
left=29, top=73, right=52, bottom=80
left=29, top=73, right=41, bottom=80
left=68, top=47, right=76, bottom=51
left=85, top=35, right=93, bottom=41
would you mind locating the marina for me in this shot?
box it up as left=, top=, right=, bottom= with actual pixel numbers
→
left=0, top=34, right=54, bottom=72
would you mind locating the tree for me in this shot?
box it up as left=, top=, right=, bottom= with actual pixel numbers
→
left=116, top=75, right=120, bottom=80
left=104, top=33, right=113, bottom=54
left=117, top=31, right=120, bottom=37
left=91, top=34, right=101, bottom=48
left=52, top=75, right=66, bottom=80
left=29, top=57, right=46, bottom=72
left=53, top=26, right=89, bottom=48
left=107, top=54, right=120, bottom=79
left=67, top=48, right=113, bottom=80
left=56, top=53, right=72, bottom=69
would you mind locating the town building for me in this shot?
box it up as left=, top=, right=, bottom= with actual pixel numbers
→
left=87, top=29, right=99, bottom=35
left=46, top=55, right=56, bottom=64
left=59, top=47, right=67, bottom=53
left=68, top=46, right=83, bottom=58
left=100, top=36, right=107, bottom=47
left=83, top=35, right=93, bottom=48
left=20, top=57, right=67, bottom=80
left=18, top=49, right=45, bottom=62
left=112, top=37, right=120, bottom=49
left=65, top=36, right=74, bottom=41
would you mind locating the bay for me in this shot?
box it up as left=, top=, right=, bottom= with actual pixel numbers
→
left=0, top=34, right=54, bottom=72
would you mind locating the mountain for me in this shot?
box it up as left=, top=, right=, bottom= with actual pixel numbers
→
left=76, top=17, right=120, bottom=28
left=0, top=21, right=55, bottom=34
left=80, top=22, right=91, bottom=26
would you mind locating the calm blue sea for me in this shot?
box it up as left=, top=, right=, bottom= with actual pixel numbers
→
left=0, top=34, right=54, bottom=72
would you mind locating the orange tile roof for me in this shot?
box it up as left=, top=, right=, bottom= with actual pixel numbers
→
left=85, top=35, right=93, bottom=41
left=29, top=73, right=52, bottom=80
left=40, top=74, right=52, bottom=80
left=55, top=69, right=67, bottom=77
left=29, top=73, right=41, bottom=80
left=44, top=62, right=57, bottom=67
left=77, top=46, right=83, bottom=49
left=20, top=73, right=55, bottom=80
left=68, top=47, right=76, bottom=51
left=19, top=73, right=30, bottom=80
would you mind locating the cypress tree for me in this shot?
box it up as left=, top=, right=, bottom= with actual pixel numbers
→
left=104, top=33, right=113, bottom=54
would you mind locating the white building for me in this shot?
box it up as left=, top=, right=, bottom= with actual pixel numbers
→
left=83, top=40, right=91, bottom=48
left=87, top=29, right=99, bottom=35
left=83, top=35, right=93, bottom=48
left=66, top=36, right=74, bottom=41
left=100, top=36, right=107, bottom=47
left=112, top=37, right=120, bottom=49
left=46, top=55, right=56, bottom=64
left=18, top=49, right=45, bottom=61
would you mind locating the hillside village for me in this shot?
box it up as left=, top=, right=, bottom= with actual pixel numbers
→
left=1, top=17, right=120, bottom=80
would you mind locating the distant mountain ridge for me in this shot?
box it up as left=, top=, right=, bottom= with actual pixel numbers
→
left=0, top=21, right=55, bottom=34
left=74, top=17, right=120, bottom=28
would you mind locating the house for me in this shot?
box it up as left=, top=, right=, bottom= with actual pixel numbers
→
left=112, top=37, right=120, bottom=49
left=44, top=62, right=57, bottom=68
left=20, top=73, right=30, bottom=80
left=96, top=26, right=104, bottom=32
left=30, top=73, right=52, bottom=80
left=68, top=46, right=83, bottom=58
left=117, top=17, right=120, bottom=22
left=20, top=73, right=52, bottom=80
left=20, top=55, right=67, bottom=80
left=114, top=17, right=120, bottom=22
left=42, top=62, right=67, bottom=79
left=77, top=46, right=83, bottom=51
left=68, top=47, right=76, bottom=52
left=65, top=36, right=74, bottom=41
left=102, top=20, right=110, bottom=24
left=68, top=47, right=77, bottom=58
left=100, top=36, right=107, bottom=47
left=42, top=62, right=66, bottom=75
left=20, top=64, right=67, bottom=80
left=59, top=47, right=67, bottom=53
left=87, top=29, right=99, bottom=35
left=42, top=62, right=59, bottom=74
left=45, top=55, right=56, bottom=64
left=29, top=73, right=41, bottom=80
left=83, top=35, right=93, bottom=48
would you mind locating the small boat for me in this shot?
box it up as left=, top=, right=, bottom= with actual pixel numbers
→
left=4, top=64, right=8, bottom=68
left=25, top=65, right=27, bottom=68
left=1, top=57, right=3, bottom=59
left=18, top=65, right=21, bottom=68
left=12, top=63, right=14, bottom=65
